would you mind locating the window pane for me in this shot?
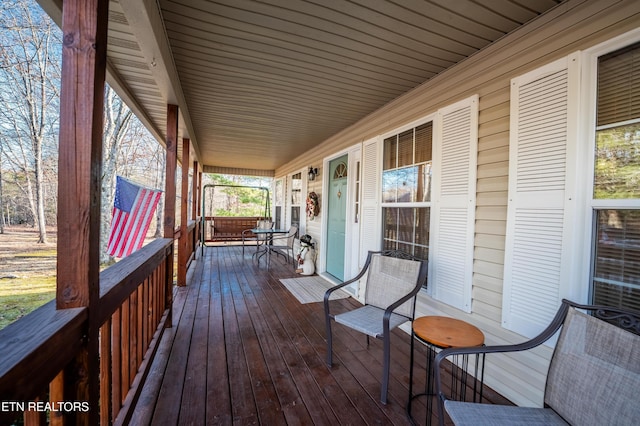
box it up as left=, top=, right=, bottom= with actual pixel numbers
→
left=415, top=122, right=433, bottom=163
left=291, top=206, right=300, bottom=228
left=291, top=173, right=302, bottom=205
left=398, top=208, right=415, bottom=243
left=383, top=136, right=397, bottom=170
left=275, top=206, right=282, bottom=228
left=416, top=163, right=432, bottom=202
left=397, top=166, right=417, bottom=203
left=383, top=238, right=397, bottom=251
left=382, top=170, right=399, bottom=202
left=275, top=180, right=283, bottom=204
left=593, top=210, right=640, bottom=313
left=415, top=207, right=430, bottom=247
left=597, top=41, right=640, bottom=127
left=594, top=124, right=640, bottom=199
left=398, top=129, right=414, bottom=168
left=383, top=207, right=398, bottom=241
left=414, top=245, right=429, bottom=262
left=398, top=242, right=414, bottom=257
left=382, top=206, right=429, bottom=289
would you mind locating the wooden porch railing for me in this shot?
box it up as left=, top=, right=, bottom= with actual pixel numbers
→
left=0, top=238, right=175, bottom=425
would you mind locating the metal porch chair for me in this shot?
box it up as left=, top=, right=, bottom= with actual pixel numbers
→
left=434, top=299, right=640, bottom=426
left=242, top=219, right=272, bottom=256
left=324, top=250, right=428, bottom=404
left=268, top=224, right=298, bottom=267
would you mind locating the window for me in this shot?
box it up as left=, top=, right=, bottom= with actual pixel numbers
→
left=377, top=96, right=477, bottom=307
left=381, top=122, right=432, bottom=268
left=290, top=172, right=302, bottom=231
left=274, top=179, right=284, bottom=229
left=591, top=42, right=640, bottom=313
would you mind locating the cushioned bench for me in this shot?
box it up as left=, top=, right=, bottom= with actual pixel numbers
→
left=434, top=299, right=640, bottom=426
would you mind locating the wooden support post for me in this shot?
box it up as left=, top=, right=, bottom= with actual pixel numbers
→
left=164, top=105, right=178, bottom=325
left=192, top=161, right=200, bottom=255
left=197, top=170, right=202, bottom=218
left=192, top=160, right=199, bottom=221
left=56, top=0, right=109, bottom=423
left=178, top=138, right=190, bottom=287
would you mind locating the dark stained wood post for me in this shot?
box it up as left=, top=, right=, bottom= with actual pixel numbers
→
left=164, top=105, right=179, bottom=325
left=56, top=0, right=109, bottom=423
left=178, top=138, right=190, bottom=287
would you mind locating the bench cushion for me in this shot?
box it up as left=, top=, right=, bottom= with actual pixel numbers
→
left=545, top=308, right=640, bottom=426
left=445, top=401, right=568, bottom=425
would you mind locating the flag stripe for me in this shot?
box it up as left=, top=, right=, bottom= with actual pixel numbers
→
left=124, top=189, right=155, bottom=256
left=107, top=208, right=127, bottom=255
left=107, top=176, right=162, bottom=258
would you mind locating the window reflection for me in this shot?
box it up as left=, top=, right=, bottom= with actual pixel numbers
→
left=382, top=164, right=432, bottom=203
left=382, top=207, right=429, bottom=264
left=594, top=124, right=640, bottom=199
left=593, top=210, right=640, bottom=312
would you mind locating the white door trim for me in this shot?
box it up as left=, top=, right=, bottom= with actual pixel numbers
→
left=319, top=143, right=361, bottom=286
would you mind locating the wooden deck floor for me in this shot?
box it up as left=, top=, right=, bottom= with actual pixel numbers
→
left=130, top=245, right=505, bottom=425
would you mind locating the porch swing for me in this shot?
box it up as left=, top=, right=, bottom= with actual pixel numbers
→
left=200, top=184, right=271, bottom=250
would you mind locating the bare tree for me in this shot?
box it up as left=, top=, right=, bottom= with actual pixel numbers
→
left=99, top=100, right=165, bottom=262
left=0, top=0, right=60, bottom=243
left=100, top=85, right=133, bottom=264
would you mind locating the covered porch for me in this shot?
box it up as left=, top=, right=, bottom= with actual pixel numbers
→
left=1, top=0, right=639, bottom=424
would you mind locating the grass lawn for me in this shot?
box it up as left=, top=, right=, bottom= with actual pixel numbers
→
left=0, top=247, right=57, bottom=330
left=0, top=276, right=56, bottom=330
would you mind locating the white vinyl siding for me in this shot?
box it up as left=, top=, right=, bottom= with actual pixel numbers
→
left=430, top=95, right=479, bottom=312
left=502, top=54, right=580, bottom=338
left=359, top=137, right=382, bottom=267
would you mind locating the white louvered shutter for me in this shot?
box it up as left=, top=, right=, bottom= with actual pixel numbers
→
left=431, top=96, right=478, bottom=313
left=359, top=137, right=382, bottom=268
left=502, top=54, right=580, bottom=338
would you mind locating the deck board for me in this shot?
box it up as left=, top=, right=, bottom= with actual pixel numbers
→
left=133, top=245, right=508, bottom=425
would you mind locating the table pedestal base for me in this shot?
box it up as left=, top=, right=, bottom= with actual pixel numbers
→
left=406, top=317, right=485, bottom=425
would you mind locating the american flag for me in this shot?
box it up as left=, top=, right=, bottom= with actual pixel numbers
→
left=107, top=176, right=163, bottom=258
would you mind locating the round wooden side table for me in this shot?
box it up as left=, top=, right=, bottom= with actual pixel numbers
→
left=407, top=316, right=485, bottom=425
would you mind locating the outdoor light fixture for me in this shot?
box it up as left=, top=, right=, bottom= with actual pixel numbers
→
left=308, top=166, right=318, bottom=181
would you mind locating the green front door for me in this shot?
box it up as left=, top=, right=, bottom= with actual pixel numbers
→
left=326, top=155, right=348, bottom=280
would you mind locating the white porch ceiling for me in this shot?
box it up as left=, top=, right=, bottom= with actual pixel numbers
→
left=41, top=0, right=565, bottom=174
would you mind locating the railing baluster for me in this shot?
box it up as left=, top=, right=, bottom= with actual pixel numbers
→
left=148, top=273, right=154, bottom=345
left=23, top=394, right=47, bottom=425
left=143, top=278, right=149, bottom=349
left=49, top=371, right=64, bottom=426
left=112, top=307, right=122, bottom=418
left=130, top=292, right=137, bottom=386
left=137, top=286, right=144, bottom=372
left=123, top=295, right=132, bottom=390
left=100, top=319, right=112, bottom=425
